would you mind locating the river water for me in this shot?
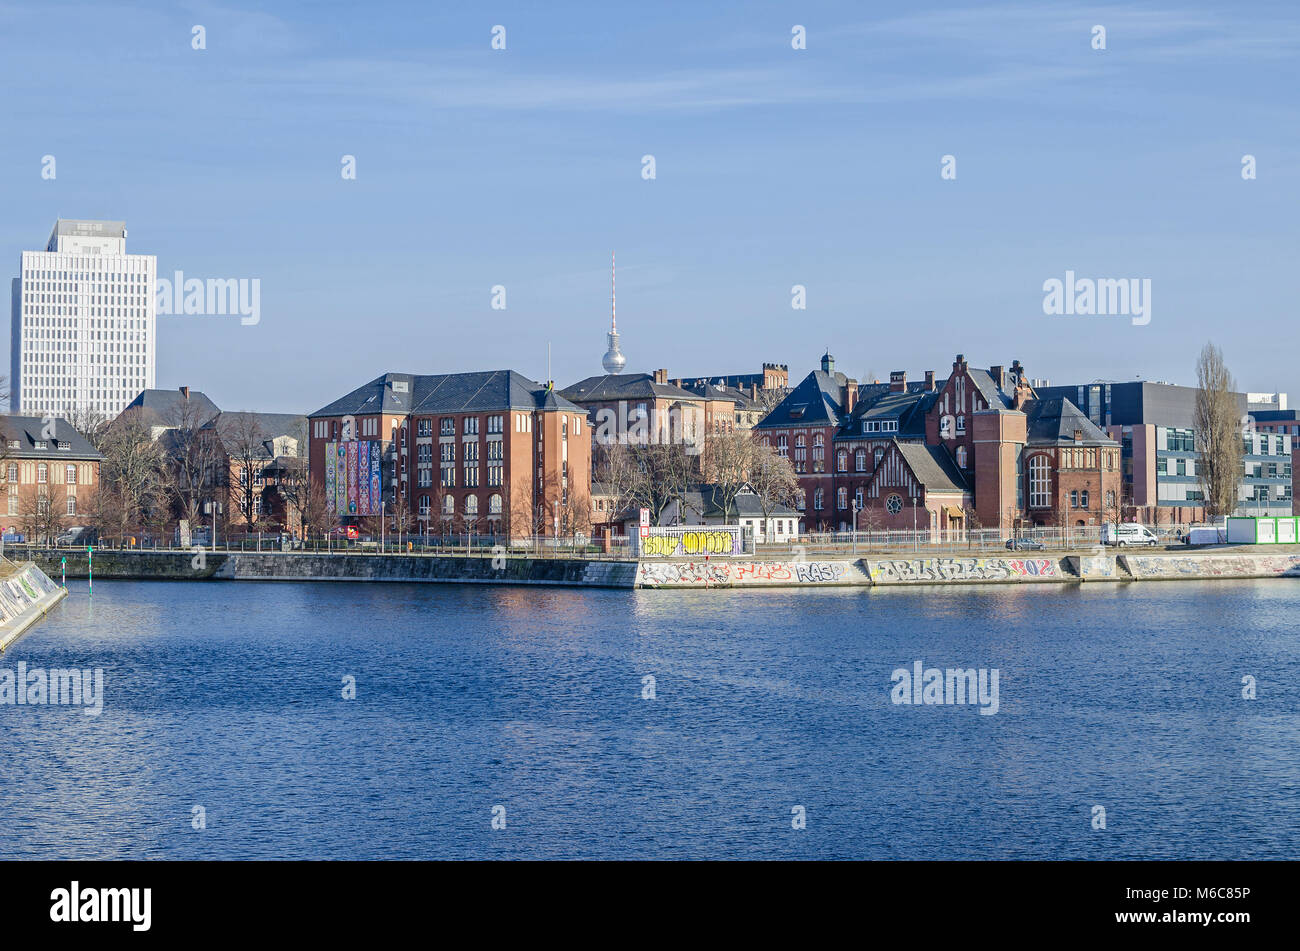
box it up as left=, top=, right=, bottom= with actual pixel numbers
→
left=1, top=579, right=1297, bottom=859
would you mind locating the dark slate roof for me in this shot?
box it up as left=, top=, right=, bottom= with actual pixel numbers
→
left=756, top=370, right=845, bottom=428
left=122, top=388, right=222, bottom=427
left=310, top=370, right=581, bottom=418
left=1023, top=398, right=1118, bottom=446
left=967, top=368, right=1016, bottom=412
left=560, top=373, right=698, bottom=403
left=893, top=442, right=970, bottom=494
left=0, top=415, right=102, bottom=461
left=675, top=379, right=758, bottom=408
left=840, top=387, right=939, bottom=439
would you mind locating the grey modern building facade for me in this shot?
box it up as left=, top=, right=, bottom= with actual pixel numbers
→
left=1037, top=381, right=1292, bottom=522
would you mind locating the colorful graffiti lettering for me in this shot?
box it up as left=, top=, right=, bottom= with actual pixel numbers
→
left=867, top=557, right=1059, bottom=584
left=641, top=529, right=742, bottom=558
left=636, top=560, right=850, bottom=587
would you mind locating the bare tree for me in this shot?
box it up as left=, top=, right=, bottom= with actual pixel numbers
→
left=218, top=413, right=268, bottom=534
left=630, top=442, right=697, bottom=525
left=748, top=442, right=800, bottom=525
left=300, top=478, right=333, bottom=542
left=1194, top=342, right=1243, bottom=520
left=61, top=405, right=111, bottom=449
left=18, top=485, right=65, bottom=545
left=96, top=419, right=168, bottom=542
left=701, top=428, right=753, bottom=518
left=593, top=442, right=640, bottom=538
left=164, top=397, right=224, bottom=531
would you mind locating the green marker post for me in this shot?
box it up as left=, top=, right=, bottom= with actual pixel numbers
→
left=87, top=545, right=93, bottom=594
left=61, top=556, right=66, bottom=587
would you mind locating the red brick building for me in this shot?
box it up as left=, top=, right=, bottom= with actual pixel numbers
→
left=758, top=353, right=1119, bottom=536
left=308, top=370, right=591, bottom=539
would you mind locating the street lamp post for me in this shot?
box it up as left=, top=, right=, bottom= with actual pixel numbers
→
left=912, top=497, right=919, bottom=551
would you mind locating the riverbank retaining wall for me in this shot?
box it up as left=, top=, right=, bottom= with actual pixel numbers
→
left=0, top=562, right=67, bottom=653
left=635, top=559, right=868, bottom=588
left=22, top=548, right=1300, bottom=589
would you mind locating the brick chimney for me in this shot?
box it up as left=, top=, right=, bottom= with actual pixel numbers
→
left=953, top=353, right=967, bottom=371
left=924, top=370, right=936, bottom=392
left=845, top=380, right=858, bottom=412
left=653, top=368, right=668, bottom=385
left=179, top=386, right=190, bottom=399
left=889, top=370, right=907, bottom=393
left=989, top=365, right=1004, bottom=388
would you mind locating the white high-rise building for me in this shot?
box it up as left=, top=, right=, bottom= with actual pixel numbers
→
left=11, top=219, right=156, bottom=418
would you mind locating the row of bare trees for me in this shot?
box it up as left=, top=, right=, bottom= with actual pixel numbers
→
left=593, top=429, right=800, bottom=533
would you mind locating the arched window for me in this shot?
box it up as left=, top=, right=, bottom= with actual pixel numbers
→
left=956, top=446, right=967, bottom=468
left=443, top=495, right=455, bottom=515
left=1029, top=455, right=1050, bottom=508
left=855, top=448, right=867, bottom=472
left=814, top=488, right=824, bottom=510
left=837, top=486, right=848, bottom=510
left=874, top=448, right=884, bottom=466
left=777, top=436, right=788, bottom=457
left=465, top=494, right=478, bottom=516
left=6, top=463, right=15, bottom=482
left=489, top=494, right=503, bottom=514
left=837, top=449, right=848, bottom=472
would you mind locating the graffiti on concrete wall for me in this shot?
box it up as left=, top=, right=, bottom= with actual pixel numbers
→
left=637, top=560, right=849, bottom=587
left=1123, top=554, right=1300, bottom=578
left=0, top=566, right=60, bottom=625
left=867, top=557, right=1059, bottom=584
left=641, top=528, right=744, bottom=558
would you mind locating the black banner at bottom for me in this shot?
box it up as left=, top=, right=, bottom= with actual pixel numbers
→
left=0, top=860, right=1282, bottom=939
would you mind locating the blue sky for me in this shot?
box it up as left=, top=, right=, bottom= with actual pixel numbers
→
left=2, top=0, right=1297, bottom=413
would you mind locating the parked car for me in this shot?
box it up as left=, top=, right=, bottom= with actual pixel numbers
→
left=1005, top=537, right=1046, bottom=551
left=1102, top=522, right=1159, bottom=547
left=55, top=526, right=97, bottom=547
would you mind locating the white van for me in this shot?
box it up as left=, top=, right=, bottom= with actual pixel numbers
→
left=1102, top=523, right=1159, bottom=547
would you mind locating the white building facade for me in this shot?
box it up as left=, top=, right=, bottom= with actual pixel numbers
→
left=11, top=219, right=156, bottom=418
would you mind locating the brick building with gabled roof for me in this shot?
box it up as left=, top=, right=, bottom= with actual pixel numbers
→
left=756, top=352, right=1116, bottom=536
left=0, top=414, right=102, bottom=538
left=309, top=369, right=591, bottom=538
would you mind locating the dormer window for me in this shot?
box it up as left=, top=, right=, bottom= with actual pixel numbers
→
left=35, top=440, right=47, bottom=450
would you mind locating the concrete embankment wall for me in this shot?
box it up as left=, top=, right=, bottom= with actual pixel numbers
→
left=24, top=548, right=1300, bottom=589
left=1117, top=551, right=1300, bottom=580
left=33, top=550, right=230, bottom=580
left=34, top=550, right=637, bottom=588
left=226, top=552, right=638, bottom=588
left=635, top=559, right=868, bottom=588
left=0, top=562, right=67, bottom=653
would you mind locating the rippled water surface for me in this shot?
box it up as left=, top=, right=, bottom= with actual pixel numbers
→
left=2, top=579, right=1298, bottom=859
